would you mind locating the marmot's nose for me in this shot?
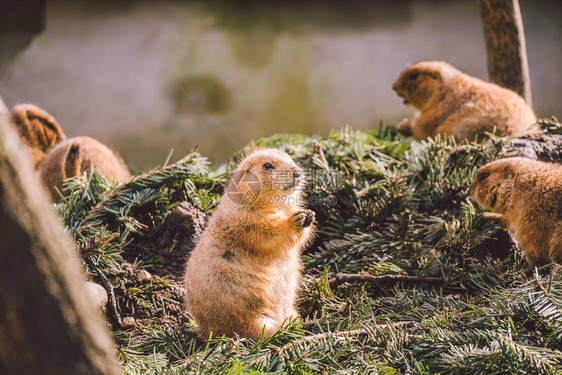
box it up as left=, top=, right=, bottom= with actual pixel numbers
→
left=392, top=84, right=398, bottom=91
left=293, top=170, right=301, bottom=179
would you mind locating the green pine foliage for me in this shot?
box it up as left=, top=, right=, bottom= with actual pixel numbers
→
left=58, top=123, right=562, bottom=374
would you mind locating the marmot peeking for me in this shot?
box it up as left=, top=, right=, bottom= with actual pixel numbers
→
left=10, top=103, right=66, bottom=166
left=470, top=157, right=562, bottom=266
left=39, top=136, right=130, bottom=201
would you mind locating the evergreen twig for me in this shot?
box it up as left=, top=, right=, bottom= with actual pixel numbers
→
left=55, top=126, right=562, bottom=374
left=328, top=273, right=444, bottom=287
left=95, top=267, right=123, bottom=329
left=278, top=321, right=418, bottom=354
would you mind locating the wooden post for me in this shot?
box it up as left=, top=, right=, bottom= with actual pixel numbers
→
left=477, top=0, right=532, bottom=106
left=0, top=108, right=121, bottom=374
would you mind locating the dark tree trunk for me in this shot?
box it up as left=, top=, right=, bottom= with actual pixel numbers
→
left=0, top=111, right=120, bottom=374
left=0, top=0, right=46, bottom=74
left=477, top=0, right=532, bottom=106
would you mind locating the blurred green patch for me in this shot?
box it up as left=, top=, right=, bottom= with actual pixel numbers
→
left=173, top=74, right=231, bottom=115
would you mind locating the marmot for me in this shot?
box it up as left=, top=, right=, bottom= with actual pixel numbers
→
left=39, top=136, right=130, bottom=201
left=10, top=103, right=66, bottom=166
left=184, top=148, right=316, bottom=340
left=470, top=157, right=562, bottom=266
left=392, top=61, right=536, bottom=141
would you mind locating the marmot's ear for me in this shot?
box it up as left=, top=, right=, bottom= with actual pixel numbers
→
left=64, top=143, right=81, bottom=179
left=36, top=114, right=66, bottom=145
left=429, top=70, right=442, bottom=81
left=10, top=104, right=66, bottom=151
left=10, top=106, right=32, bottom=137
left=502, top=166, right=515, bottom=179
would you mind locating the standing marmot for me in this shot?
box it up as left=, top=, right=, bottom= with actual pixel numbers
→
left=392, top=61, right=536, bottom=141
left=39, top=136, right=130, bottom=201
left=10, top=103, right=66, bottom=166
left=184, top=148, right=316, bottom=340
left=470, top=157, right=562, bottom=265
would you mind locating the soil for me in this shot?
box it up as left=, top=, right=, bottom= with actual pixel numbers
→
left=106, top=202, right=209, bottom=332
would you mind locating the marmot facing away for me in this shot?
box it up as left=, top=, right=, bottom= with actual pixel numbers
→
left=392, top=61, right=536, bottom=141
left=470, top=157, right=562, bottom=266
left=39, top=136, right=130, bottom=201
left=10, top=103, right=66, bottom=166
left=184, top=148, right=316, bottom=340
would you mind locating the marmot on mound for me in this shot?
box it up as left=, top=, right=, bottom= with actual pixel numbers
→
left=392, top=61, right=536, bottom=141
left=39, top=136, right=130, bottom=201
left=470, top=157, right=562, bottom=266
left=184, top=148, right=316, bottom=340
left=10, top=103, right=66, bottom=166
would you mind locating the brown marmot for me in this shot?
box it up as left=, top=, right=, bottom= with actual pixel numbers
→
left=39, top=136, right=130, bottom=201
left=392, top=61, right=536, bottom=141
left=9, top=103, right=66, bottom=166
left=470, top=157, right=562, bottom=266
left=184, top=148, right=316, bottom=340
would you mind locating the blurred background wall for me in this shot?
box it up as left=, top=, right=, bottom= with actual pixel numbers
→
left=0, top=0, right=560, bottom=170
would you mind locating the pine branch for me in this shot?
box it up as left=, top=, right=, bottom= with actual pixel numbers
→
left=49, top=123, right=562, bottom=374
left=531, top=269, right=562, bottom=339
left=95, top=267, right=122, bottom=329
left=245, top=321, right=421, bottom=367
left=75, top=151, right=210, bottom=234
left=329, top=273, right=444, bottom=287
left=278, top=321, right=418, bottom=355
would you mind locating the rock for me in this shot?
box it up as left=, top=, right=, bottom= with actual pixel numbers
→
left=84, top=282, right=108, bottom=309
left=137, top=269, right=152, bottom=281
left=122, top=317, right=137, bottom=328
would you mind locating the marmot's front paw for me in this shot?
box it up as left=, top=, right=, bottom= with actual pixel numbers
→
left=291, top=210, right=315, bottom=228
left=482, top=212, right=505, bottom=222
left=396, top=118, right=413, bottom=136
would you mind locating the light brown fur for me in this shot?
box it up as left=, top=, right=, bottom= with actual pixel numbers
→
left=9, top=103, right=66, bottom=166
left=470, top=157, right=562, bottom=266
left=393, top=61, right=536, bottom=141
left=184, top=148, right=316, bottom=340
left=39, top=136, right=130, bottom=201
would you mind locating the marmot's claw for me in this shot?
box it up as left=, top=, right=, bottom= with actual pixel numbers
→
left=396, top=118, right=413, bottom=136
left=303, top=210, right=315, bottom=228
left=292, top=210, right=315, bottom=228
left=481, top=212, right=505, bottom=222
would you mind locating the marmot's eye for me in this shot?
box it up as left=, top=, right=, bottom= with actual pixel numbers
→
left=263, top=162, right=274, bottom=170
left=408, top=72, right=419, bottom=80
left=479, top=172, right=490, bottom=181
